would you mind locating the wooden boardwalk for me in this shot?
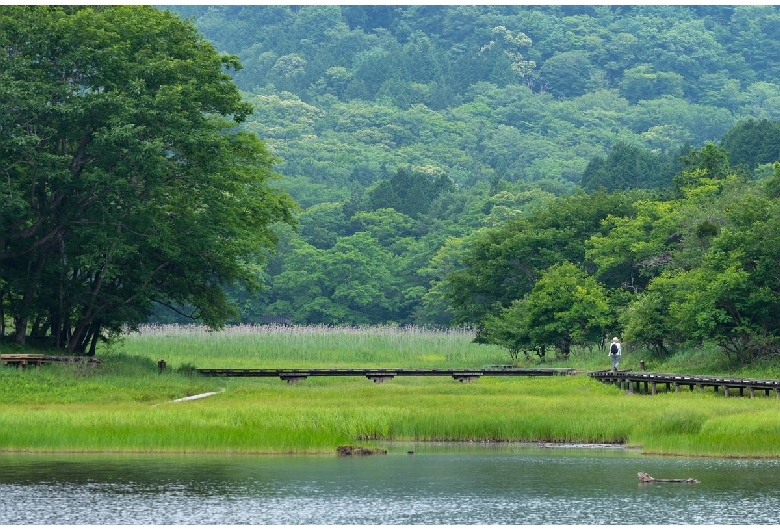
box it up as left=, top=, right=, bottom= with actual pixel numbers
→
left=590, top=369, right=780, bottom=398
left=1, top=353, right=101, bottom=369
left=196, top=367, right=575, bottom=383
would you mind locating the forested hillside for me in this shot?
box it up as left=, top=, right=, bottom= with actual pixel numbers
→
left=5, top=6, right=776, bottom=362
left=152, top=6, right=780, bottom=364
left=170, top=5, right=780, bottom=197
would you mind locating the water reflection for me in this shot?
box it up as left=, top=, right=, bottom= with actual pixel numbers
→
left=1, top=444, right=779, bottom=524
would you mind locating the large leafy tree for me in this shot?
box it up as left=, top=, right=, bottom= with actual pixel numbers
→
left=0, top=6, right=296, bottom=353
left=675, top=193, right=780, bottom=363
left=483, top=262, right=612, bottom=358
left=444, top=190, right=635, bottom=328
left=264, top=231, right=401, bottom=325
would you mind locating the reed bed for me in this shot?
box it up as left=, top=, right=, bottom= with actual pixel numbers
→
left=1, top=324, right=780, bottom=457
left=118, top=323, right=510, bottom=369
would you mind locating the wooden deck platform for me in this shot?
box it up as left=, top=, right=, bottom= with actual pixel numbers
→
left=196, top=367, right=575, bottom=383
left=590, top=369, right=780, bottom=398
left=0, top=354, right=101, bottom=369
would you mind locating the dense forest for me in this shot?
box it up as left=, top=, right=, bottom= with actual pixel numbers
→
left=171, top=5, right=780, bottom=196
left=160, top=6, right=780, bottom=363
left=5, top=6, right=780, bottom=363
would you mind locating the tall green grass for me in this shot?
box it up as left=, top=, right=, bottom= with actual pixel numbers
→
left=1, top=324, right=779, bottom=457
left=114, top=323, right=511, bottom=369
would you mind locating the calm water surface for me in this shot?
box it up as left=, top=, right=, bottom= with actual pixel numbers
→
left=1, top=443, right=780, bottom=524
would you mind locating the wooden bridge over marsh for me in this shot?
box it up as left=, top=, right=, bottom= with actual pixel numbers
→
left=195, top=367, right=575, bottom=383
left=590, top=369, right=780, bottom=398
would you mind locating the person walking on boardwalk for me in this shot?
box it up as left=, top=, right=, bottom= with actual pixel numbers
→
left=609, top=337, right=622, bottom=372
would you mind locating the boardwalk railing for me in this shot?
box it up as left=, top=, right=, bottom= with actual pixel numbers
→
left=196, top=367, right=575, bottom=383
left=590, top=369, right=780, bottom=398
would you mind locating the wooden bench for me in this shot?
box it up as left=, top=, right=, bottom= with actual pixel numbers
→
left=0, top=354, right=48, bottom=369
left=1, top=354, right=102, bottom=370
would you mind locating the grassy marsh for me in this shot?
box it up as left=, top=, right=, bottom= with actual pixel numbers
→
left=1, top=324, right=780, bottom=458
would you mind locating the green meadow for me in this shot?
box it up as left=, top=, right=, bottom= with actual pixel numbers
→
left=1, top=324, right=780, bottom=458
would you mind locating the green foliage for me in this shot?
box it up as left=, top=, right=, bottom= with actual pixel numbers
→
left=720, top=118, right=780, bottom=170
left=367, top=166, right=455, bottom=219
left=484, top=262, right=611, bottom=357
left=445, top=190, right=635, bottom=327
left=0, top=6, right=296, bottom=352
left=461, top=140, right=780, bottom=365
left=586, top=197, right=680, bottom=291
left=621, top=272, right=688, bottom=355
left=3, top=326, right=780, bottom=456
left=581, top=142, right=677, bottom=192
left=619, top=64, right=684, bottom=103
left=151, top=7, right=780, bottom=350
left=604, top=166, right=780, bottom=363
left=170, top=5, right=780, bottom=201
left=260, top=231, right=404, bottom=325
left=539, top=50, right=603, bottom=98
left=9, top=5, right=780, bottom=373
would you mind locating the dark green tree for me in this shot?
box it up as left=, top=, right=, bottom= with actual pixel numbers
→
left=539, top=50, right=602, bottom=98
left=0, top=6, right=296, bottom=352
left=618, top=64, right=684, bottom=103
left=367, top=166, right=455, bottom=219
left=720, top=119, right=780, bottom=171
left=581, top=142, right=675, bottom=192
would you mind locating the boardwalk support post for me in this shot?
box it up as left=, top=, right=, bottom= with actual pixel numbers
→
left=453, top=372, right=482, bottom=383
left=279, top=373, right=309, bottom=384
left=366, top=373, right=396, bottom=383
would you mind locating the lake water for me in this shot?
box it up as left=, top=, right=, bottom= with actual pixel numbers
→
left=2, top=443, right=780, bottom=525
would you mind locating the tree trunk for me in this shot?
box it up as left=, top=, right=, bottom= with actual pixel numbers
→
left=68, top=319, right=90, bottom=354
left=13, top=316, right=27, bottom=345
left=13, top=249, right=49, bottom=345
left=87, top=321, right=101, bottom=356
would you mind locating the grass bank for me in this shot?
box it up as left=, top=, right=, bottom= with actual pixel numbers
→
left=1, top=324, right=779, bottom=458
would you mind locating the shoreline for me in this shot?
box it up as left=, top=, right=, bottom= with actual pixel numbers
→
left=0, top=438, right=778, bottom=460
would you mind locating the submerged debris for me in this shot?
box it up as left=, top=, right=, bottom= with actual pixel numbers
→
left=337, top=445, right=388, bottom=456
left=638, top=472, right=699, bottom=484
